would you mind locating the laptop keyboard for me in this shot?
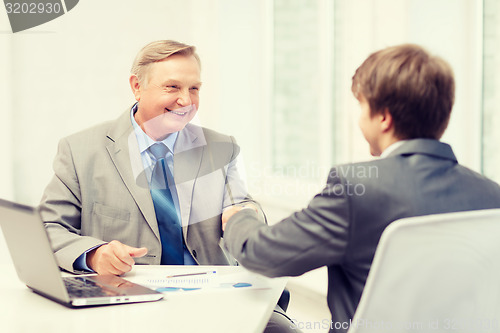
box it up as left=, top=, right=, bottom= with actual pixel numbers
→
left=64, top=276, right=120, bottom=298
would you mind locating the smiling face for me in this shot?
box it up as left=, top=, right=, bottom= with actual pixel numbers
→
left=130, top=54, right=202, bottom=141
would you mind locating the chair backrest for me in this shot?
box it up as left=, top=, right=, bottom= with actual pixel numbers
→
left=348, top=209, right=500, bottom=333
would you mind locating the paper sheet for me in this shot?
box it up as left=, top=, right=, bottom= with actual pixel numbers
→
left=126, top=268, right=271, bottom=293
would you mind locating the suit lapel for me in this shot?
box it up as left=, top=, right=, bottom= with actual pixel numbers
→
left=104, top=113, right=207, bottom=242
left=105, top=110, right=160, bottom=241
left=174, top=124, right=207, bottom=239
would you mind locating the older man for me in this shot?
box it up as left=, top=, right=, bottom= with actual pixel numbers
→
left=40, top=40, right=296, bottom=332
left=40, top=39, right=254, bottom=274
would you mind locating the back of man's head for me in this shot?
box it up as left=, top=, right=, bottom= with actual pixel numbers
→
left=131, top=40, right=200, bottom=86
left=351, top=44, right=455, bottom=140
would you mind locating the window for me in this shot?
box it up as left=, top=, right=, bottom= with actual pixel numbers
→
left=272, top=0, right=334, bottom=180
left=482, top=0, right=500, bottom=183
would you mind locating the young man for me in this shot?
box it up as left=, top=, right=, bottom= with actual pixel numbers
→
left=222, top=44, right=500, bottom=332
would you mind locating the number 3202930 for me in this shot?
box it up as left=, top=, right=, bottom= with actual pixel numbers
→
left=5, top=2, right=62, bottom=14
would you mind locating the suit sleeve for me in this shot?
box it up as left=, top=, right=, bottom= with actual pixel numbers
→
left=39, top=138, right=106, bottom=272
left=223, top=168, right=350, bottom=277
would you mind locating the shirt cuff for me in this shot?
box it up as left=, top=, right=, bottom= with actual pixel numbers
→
left=72, top=245, right=103, bottom=272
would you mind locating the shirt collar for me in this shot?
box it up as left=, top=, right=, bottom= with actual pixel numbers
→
left=130, top=103, right=178, bottom=154
left=380, top=140, right=407, bottom=158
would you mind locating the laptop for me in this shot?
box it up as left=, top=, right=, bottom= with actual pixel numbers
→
left=0, top=198, right=164, bottom=307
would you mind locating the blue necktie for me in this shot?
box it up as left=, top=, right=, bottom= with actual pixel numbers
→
left=149, top=143, right=184, bottom=265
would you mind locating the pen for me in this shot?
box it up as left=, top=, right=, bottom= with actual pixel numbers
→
left=166, top=271, right=216, bottom=278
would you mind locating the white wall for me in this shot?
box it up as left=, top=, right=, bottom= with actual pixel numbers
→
left=0, top=23, right=14, bottom=200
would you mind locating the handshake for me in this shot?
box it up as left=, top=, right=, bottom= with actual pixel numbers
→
left=222, top=204, right=259, bottom=231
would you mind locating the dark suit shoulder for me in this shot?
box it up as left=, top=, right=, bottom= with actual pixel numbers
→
left=327, top=159, right=386, bottom=184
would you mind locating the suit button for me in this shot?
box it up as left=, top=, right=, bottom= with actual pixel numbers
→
left=192, top=250, right=197, bottom=258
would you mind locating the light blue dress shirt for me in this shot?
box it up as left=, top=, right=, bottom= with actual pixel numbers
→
left=130, top=103, right=196, bottom=265
left=73, top=104, right=196, bottom=271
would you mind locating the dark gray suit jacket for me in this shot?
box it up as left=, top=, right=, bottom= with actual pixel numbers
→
left=224, top=139, right=500, bottom=332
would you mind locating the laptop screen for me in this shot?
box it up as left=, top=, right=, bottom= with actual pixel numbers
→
left=0, top=199, right=70, bottom=302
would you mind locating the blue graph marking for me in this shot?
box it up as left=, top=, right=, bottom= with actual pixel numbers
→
left=232, top=283, right=252, bottom=288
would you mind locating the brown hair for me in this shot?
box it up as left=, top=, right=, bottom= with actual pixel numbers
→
left=131, top=40, right=201, bottom=85
left=352, top=44, right=455, bottom=139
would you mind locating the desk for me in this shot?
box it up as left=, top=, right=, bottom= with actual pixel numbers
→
left=0, top=228, right=287, bottom=333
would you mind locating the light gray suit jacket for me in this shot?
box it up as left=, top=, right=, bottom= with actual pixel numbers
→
left=40, top=109, right=260, bottom=272
left=223, top=139, right=500, bottom=333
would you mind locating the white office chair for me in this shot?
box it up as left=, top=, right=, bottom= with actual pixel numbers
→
left=348, top=209, right=500, bottom=333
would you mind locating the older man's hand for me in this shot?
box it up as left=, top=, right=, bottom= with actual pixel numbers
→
left=222, top=206, right=243, bottom=231
left=87, top=240, right=148, bottom=275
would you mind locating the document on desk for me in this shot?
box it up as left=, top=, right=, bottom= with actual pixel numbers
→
left=125, top=268, right=272, bottom=293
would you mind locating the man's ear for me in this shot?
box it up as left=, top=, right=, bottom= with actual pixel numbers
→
left=380, top=108, right=393, bottom=133
left=129, top=75, right=141, bottom=101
